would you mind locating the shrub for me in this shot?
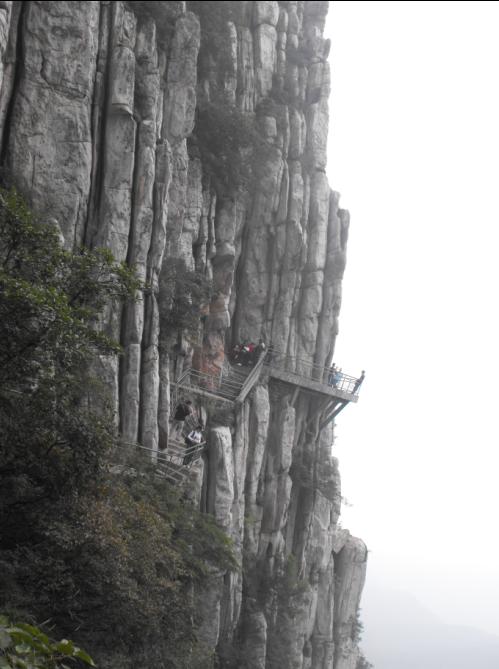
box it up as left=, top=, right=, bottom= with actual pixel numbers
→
left=356, top=652, right=374, bottom=669
left=192, top=103, right=276, bottom=196
left=351, top=609, right=364, bottom=643
left=159, top=257, right=212, bottom=340
left=0, top=191, right=237, bottom=668
left=187, top=1, right=236, bottom=82
left=0, top=188, right=139, bottom=388
left=0, top=616, right=95, bottom=668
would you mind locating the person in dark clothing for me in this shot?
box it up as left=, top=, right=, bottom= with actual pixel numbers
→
left=171, top=400, right=193, bottom=438
left=328, top=363, right=337, bottom=386
left=244, top=342, right=256, bottom=365
left=353, top=370, right=365, bottom=394
left=232, top=343, right=243, bottom=364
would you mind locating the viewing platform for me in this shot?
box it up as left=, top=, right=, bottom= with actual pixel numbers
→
left=265, top=352, right=360, bottom=402
left=128, top=351, right=363, bottom=487
left=263, top=351, right=362, bottom=427
left=170, top=349, right=362, bottom=439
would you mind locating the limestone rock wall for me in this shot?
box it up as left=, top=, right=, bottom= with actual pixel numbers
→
left=0, top=2, right=367, bottom=667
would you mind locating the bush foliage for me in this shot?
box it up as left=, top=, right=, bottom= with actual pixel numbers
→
left=0, top=189, right=236, bottom=668
left=159, top=257, right=212, bottom=340
left=356, top=652, right=374, bottom=669
left=0, top=616, right=94, bottom=669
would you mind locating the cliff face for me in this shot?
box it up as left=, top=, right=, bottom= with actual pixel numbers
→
left=0, top=2, right=367, bottom=667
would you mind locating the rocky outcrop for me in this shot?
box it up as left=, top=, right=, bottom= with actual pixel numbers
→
left=0, top=1, right=367, bottom=667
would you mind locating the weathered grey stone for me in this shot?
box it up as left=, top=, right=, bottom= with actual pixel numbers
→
left=6, top=1, right=99, bottom=247
left=254, top=23, right=277, bottom=99
left=0, top=1, right=12, bottom=138
left=333, top=537, right=368, bottom=669
left=0, top=1, right=19, bottom=155
left=253, top=1, right=279, bottom=27
left=237, top=26, right=255, bottom=111
left=242, top=607, right=267, bottom=668
left=0, top=3, right=367, bottom=667
left=163, top=11, right=200, bottom=143
left=208, top=426, right=235, bottom=530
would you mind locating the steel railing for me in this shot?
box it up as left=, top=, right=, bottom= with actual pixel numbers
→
left=115, top=439, right=206, bottom=485
left=174, top=367, right=245, bottom=401
left=264, top=349, right=361, bottom=396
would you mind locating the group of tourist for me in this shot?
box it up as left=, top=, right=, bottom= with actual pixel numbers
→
left=328, top=364, right=365, bottom=394
left=231, top=338, right=267, bottom=366
left=167, top=351, right=366, bottom=467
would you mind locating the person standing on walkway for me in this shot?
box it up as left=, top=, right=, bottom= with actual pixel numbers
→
left=328, top=363, right=337, bottom=386
left=353, top=370, right=365, bottom=394
left=183, top=424, right=204, bottom=465
left=171, top=400, right=193, bottom=438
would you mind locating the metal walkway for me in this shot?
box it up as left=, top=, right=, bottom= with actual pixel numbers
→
left=262, top=351, right=362, bottom=427
left=152, top=350, right=363, bottom=485
left=155, top=437, right=206, bottom=484
left=171, top=353, right=267, bottom=407
left=265, top=351, right=360, bottom=397
left=114, top=439, right=206, bottom=486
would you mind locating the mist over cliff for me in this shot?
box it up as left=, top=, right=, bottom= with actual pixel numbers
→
left=363, top=585, right=499, bottom=669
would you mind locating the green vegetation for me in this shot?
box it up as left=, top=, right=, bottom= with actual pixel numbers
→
left=0, top=616, right=94, bottom=669
left=187, top=1, right=236, bottom=83
left=351, top=609, right=365, bottom=643
left=356, top=652, right=374, bottom=669
left=0, top=189, right=237, bottom=668
left=188, top=2, right=277, bottom=195
left=352, top=610, right=374, bottom=669
left=192, top=103, right=264, bottom=195
left=160, top=257, right=212, bottom=340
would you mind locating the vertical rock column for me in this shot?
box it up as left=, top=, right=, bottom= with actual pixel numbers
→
left=120, top=14, right=161, bottom=443
left=90, top=3, right=137, bottom=419
left=333, top=537, right=368, bottom=669
left=5, top=1, right=99, bottom=247
left=0, top=1, right=16, bottom=151
left=150, top=10, right=200, bottom=452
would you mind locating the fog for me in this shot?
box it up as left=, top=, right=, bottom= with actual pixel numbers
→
left=362, top=581, right=499, bottom=668
left=324, top=0, right=499, bottom=643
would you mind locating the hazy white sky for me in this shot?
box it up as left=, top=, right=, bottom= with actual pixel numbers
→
left=325, top=0, right=499, bottom=637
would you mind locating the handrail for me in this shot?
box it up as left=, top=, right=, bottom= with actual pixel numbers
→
left=175, top=367, right=244, bottom=400
left=119, top=439, right=206, bottom=458
left=265, top=349, right=361, bottom=396
left=173, top=349, right=362, bottom=404
left=235, top=351, right=267, bottom=404
left=116, top=439, right=206, bottom=486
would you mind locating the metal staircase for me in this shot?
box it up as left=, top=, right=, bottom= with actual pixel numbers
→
left=114, top=437, right=206, bottom=486
left=171, top=352, right=267, bottom=407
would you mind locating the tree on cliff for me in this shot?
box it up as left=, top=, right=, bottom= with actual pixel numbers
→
left=356, top=653, right=374, bottom=669
left=0, top=189, right=236, bottom=669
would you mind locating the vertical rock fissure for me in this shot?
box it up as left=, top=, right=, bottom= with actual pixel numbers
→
left=118, top=115, right=142, bottom=436
left=85, top=0, right=113, bottom=245
left=0, top=0, right=25, bottom=167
